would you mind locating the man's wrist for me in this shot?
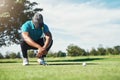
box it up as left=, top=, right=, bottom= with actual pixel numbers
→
left=43, top=46, right=47, bottom=50
left=37, top=45, right=42, bottom=49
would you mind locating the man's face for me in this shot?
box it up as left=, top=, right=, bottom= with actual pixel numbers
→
left=38, top=17, right=43, bottom=24
left=33, top=13, right=43, bottom=27
left=35, top=14, right=43, bottom=24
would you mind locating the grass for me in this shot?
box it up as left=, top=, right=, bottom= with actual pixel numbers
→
left=0, top=55, right=120, bottom=80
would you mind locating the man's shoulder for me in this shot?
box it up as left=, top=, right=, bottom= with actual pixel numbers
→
left=22, top=20, right=32, bottom=27
left=24, top=20, right=32, bottom=25
left=43, top=23, right=50, bottom=32
left=43, top=23, right=48, bottom=28
left=21, top=20, right=32, bottom=30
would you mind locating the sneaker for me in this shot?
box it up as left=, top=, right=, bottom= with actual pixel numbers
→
left=37, top=58, right=47, bottom=65
left=23, top=58, right=29, bottom=66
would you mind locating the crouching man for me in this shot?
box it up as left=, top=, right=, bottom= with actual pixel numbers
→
left=20, top=13, right=53, bottom=65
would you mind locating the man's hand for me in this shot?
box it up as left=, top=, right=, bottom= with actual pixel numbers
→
left=36, top=47, right=47, bottom=58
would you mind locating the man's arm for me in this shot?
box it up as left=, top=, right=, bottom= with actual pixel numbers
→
left=22, top=32, right=42, bottom=48
left=22, top=32, right=46, bottom=56
left=43, top=31, right=52, bottom=50
left=36, top=31, right=52, bottom=58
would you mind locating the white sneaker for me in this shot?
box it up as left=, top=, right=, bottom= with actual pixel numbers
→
left=37, top=58, right=47, bottom=65
left=23, top=58, right=29, bottom=66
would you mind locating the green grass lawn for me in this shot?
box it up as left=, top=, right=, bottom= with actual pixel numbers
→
left=0, top=55, right=120, bottom=80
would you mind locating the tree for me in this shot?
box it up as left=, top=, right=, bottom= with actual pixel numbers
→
left=28, top=50, right=35, bottom=58
left=5, top=53, right=10, bottom=59
left=114, top=46, right=120, bottom=55
left=9, top=52, right=17, bottom=59
left=106, top=48, right=114, bottom=55
left=47, top=51, right=57, bottom=57
left=66, top=44, right=85, bottom=56
left=0, top=0, right=43, bottom=47
left=0, top=53, right=4, bottom=59
left=97, top=47, right=106, bottom=55
left=57, top=51, right=66, bottom=57
left=89, top=48, right=99, bottom=56
left=16, top=52, right=21, bottom=58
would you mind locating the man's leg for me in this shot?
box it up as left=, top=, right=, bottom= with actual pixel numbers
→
left=20, top=40, right=37, bottom=65
left=20, top=41, right=30, bottom=65
left=20, top=38, right=53, bottom=65
left=36, top=38, right=53, bottom=57
left=20, top=40, right=38, bottom=58
left=36, top=38, right=53, bottom=65
left=20, top=41, right=30, bottom=58
left=46, top=40, right=53, bottom=51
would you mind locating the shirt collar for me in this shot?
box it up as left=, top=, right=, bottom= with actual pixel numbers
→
left=31, top=20, right=44, bottom=30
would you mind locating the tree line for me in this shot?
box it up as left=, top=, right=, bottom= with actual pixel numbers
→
left=0, top=44, right=120, bottom=59
left=47, top=44, right=120, bottom=57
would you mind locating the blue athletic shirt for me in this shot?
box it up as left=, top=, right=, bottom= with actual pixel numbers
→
left=21, top=20, right=50, bottom=41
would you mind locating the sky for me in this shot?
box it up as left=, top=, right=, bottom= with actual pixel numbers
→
left=1, top=0, right=120, bottom=54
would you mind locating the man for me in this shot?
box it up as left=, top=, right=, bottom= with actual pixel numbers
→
left=20, top=13, right=53, bottom=65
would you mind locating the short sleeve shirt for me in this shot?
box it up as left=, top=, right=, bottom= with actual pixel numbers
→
left=21, top=20, right=50, bottom=41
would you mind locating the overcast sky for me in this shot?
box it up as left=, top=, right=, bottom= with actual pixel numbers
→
left=1, top=0, right=120, bottom=54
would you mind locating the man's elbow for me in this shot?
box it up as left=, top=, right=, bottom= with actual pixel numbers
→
left=47, top=36, right=52, bottom=41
